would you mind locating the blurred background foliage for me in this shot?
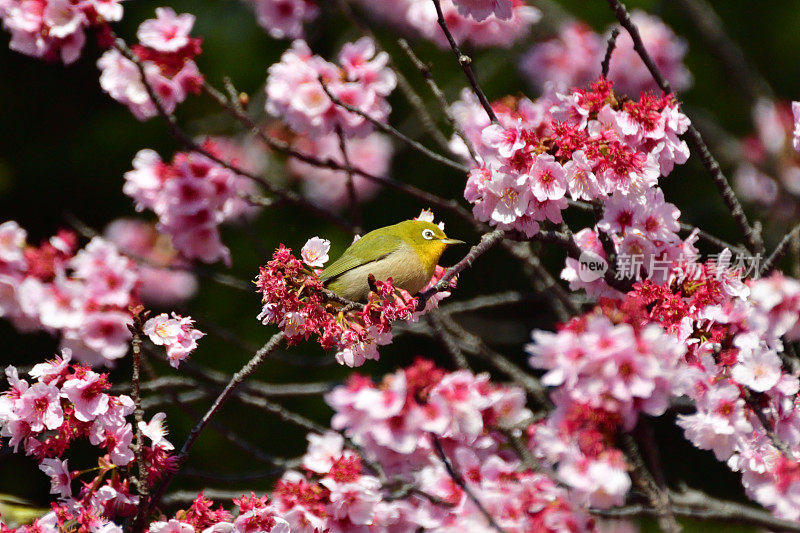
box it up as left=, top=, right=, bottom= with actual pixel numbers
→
left=1, top=0, right=798, bottom=529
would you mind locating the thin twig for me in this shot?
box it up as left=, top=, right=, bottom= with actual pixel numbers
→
left=440, top=291, right=531, bottom=315
left=439, top=314, right=550, bottom=407
left=671, top=0, right=772, bottom=104
left=601, top=27, right=620, bottom=77
left=741, top=388, right=796, bottom=460
left=498, top=240, right=579, bottom=320
left=397, top=38, right=481, bottom=164
left=334, top=0, right=454, bottom=153
left=620, top=433, right=682, bottom=533
left=319, top=77, right=468, bottom=173
left=759, top=222, right=800, bottom=277
left=604, top=0, right=764, bottom=255
left=430, top=435, right=507, bottom=533
left=430, top=0, right=498, bottom=124
left=335, top=126, right=363, bottom=234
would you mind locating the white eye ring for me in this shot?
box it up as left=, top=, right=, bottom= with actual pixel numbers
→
left=422, top=229, right=435, bottom=240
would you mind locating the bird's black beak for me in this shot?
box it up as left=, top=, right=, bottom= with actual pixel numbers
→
left=440, top=238, right=465, bottom=245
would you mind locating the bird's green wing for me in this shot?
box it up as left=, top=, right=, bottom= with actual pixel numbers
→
left=320, top=233, right=404, bottom=282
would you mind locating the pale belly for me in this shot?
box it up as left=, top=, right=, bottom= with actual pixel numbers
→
left=328, top=248, right=433, bottom=302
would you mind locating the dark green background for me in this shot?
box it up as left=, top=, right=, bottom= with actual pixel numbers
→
left=1, top=1, right=798, bottom=529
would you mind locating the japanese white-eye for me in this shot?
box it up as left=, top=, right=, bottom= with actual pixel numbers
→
left=320, top=220, right=464, bottom=302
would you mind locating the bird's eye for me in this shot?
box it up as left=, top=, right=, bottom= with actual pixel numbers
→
left=422, top=229, right=435, bottom=240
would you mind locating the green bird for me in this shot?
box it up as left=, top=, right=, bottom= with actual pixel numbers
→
left=320, top=220, right=464, bottom=302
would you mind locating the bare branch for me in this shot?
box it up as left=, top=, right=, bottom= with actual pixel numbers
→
left=759, top=222, right=800, bottom=277
left=430, top=0, right=498, bottom=124
left=426, top=309, right=470, bottom=369
left=594, top=488, right=800, bottom=532
left=601, top=27, right=620, bottom=78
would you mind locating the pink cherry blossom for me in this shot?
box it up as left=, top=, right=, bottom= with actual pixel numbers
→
left=300, top=237, right=330, bottom=268
left=360, top=0, right=540, bottom=49
left=61, top=370, right=110, bottom=422
left=17, top=382, right=63, bottom=432
left=143, top=312, right=204, bottom=367
left=39, top=457, right=72, bottom=498
left=520, top=22, right=603, bottom=94
left=136, top=8, right=194, bottom=52
left=97, top=8, right=202, bottom=121
left=452, top=0, right=512, bottom=21
left=138, top=412, right=174, bottom=450
left=104, top=219, right=198, bottom=306
left=731, top=345, right=782, bottom=392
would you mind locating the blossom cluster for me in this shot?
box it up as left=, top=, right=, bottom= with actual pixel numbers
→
left=81, top=361, right=590, bottom=532
left=353, top=0, right=540, bottom=49
left=0, top=0, right=124, bottom=64
left=308, top=360, right=593, bottom=531
left=0, top=221, right=139, bottom=366
left=256, top=242, right=447, bottom=367
left=143, top=312, right=205, bottom=368
left=562, top=188, right=695, bottom=299
left=98, top=8, right=203, bottom=120
left=287, top=131, right=393, bottom=209
left=123, top=141, right=257, bottom=265
left=266, top=38, right=396, bottom=138
left=529, top=253, right=800, bottom=521
left=521, top=13, right=692, bottom=97
left=0, top=353, right=178, bottom=531
left=460, top=78, right=690, bottom=240
left=525, top=309, right=685, bottom=508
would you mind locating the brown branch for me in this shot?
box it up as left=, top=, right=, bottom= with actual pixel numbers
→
left=129, top=314, right=149, bottom=533
left=672, top=0, right=772, bottom=104
left=497, top=240, right=579, bottom=320
left=430, top=0, right=498, bottom=124
left=603, top=0, right=764, bottom=255
left=439, top=314, right=550, bottom=407
left=742, top=388, right=797, bottom=460
left=333, top=0, right=454, bottom=154
left=620, top=433, right=682, bottom=533
left=427, top=309, right=470, bottom=369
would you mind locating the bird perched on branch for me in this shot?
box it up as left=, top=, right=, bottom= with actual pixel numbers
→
left=320, top=220, right=463, bottom=302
